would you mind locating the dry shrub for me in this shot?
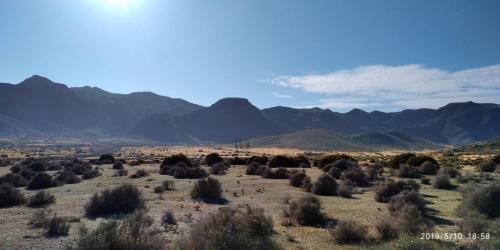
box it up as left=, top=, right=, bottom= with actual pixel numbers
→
left=246, top=155, right=269, bottom=165
left=0, top=173, right=27, bottom=187
left=160, top=209, right=177, bottom=232
left=269, top=155, right=298, bottom=168
left=331, top=219, right=367, bottom=244
left=82, top=169, right=100, bottom=180
left=392, top=204, right=430, bottom=234
left=418, top=161, right=439, bottom=175
left=375, top=218, right=399, bottom=241
left=56, top=171, right=81, bottom=184
left=0, top=184, right=26, bottom=207
left=85, top=184, right=145, bottom=217
left=397, top=164, right=418, bottom=178
left=302, top=176, right=312, bottom=192
left=341, top=167, right=368, bottom=186
left=163, top=162, right=207, bottom=179
left=479, top=161, right=496, bottom=172
left=30, top=209, right=70, bottom=236
left=113, top=162, right=124, bottom=170
left=130, top=169, right=149, bottom=179
left=113, top=169, right=128, bottom=177
left=176, top=205, right=279, bottom=250
left=154, top=180, right=174, bottom=193
left=205, top=153, right=224, bottom=166
left=312, top=174, right=337, bottom=196
left=70, top=210, right=164, bottom=250
left=439, top=166, right=458, bottom=178
left=289, top=170, right=306, bottom=187
left=286, top=195, right=324, bottom=226
left=209, top=162, right=229, bottom=175
left=190, top=177, right=223, bottom=203
left=245, top=162, right=261, bottom=175
left=28, top=190, right=55, bottom=207
left=388, top=190, right=427, bottom=215
left=421, top=177, right=431, bottom=185
left=457, top=182, right=500, bottom=219
left=317, top=154, right=356, bottom=170
left=262, top=167, right=289, bottom=179
left=328, top=167, right=342, bottom=179
left=27, top=173, right=57, bottom=190
left=374, top=179, right=420, bottom=203
left=98, top=154, right=115, bottom=164
left=338, top=180, right=353, bottom=198
left=432, top=174, right=454, bottom=190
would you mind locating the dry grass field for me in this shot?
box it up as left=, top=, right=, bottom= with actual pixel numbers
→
left=0, top=145, right=498, bottom=250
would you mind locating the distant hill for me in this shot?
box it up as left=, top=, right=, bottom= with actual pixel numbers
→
left=450, top=137, right=500, bottom=155
left=1, top=75, right=499, bottom=150
left=0, top=75, right=202, bottom=135
left=250, top=129, right=438, bottom=151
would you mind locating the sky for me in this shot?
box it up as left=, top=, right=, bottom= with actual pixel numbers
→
left=1, top=0, right=499, bottom=112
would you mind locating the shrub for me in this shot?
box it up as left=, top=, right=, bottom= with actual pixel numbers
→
left=388, top=190, right=427, bottom=215
left=160, top=210, right=177, bottom=231
left=262, top=167, right=289, bottom=179
left=389, top=153, right=416, bottom=169
left=0, top=173, right=27, bottom=187
left=85, top=184, right=145, bottom=217
left=128, top=159, right=145, bottom=166
left=418, top=161, right=439, bottom=175
left=407, top=155, right=438, bottom=167
left=457, top=210, right=490, bottom=234
left=397, top=164, right=418, bottom=178
left=302, top=176, right=312, bottom=192
left=338, top=181, right=353, bottom=198
left=26, top=162, right=47, bottom=172
left=331, top=219, right=367, bottom=244
left=375, top=218, right=399, bottom=241
left=112, top=162, right=124, bottom=170
left=457, top=182, right=500, bottom=218
left=421, top=177, right=430, bottom=185
left=163, top=162, right=208, bottom=179
left=295, top=155, right=311, bottom=168
left=28, top=190, right=55, bottom=207
left=0, top=184, right=26, bottom=207
left=316, top=154, right=356, bottom=169
left=289, top=170, right=307, bottom=187
left=113, top=169, right=128, bottom=177
left=439, top=166, right=458, bottom=178
left=30, top=209, right=71, bottom=237
left=374, top=179, right=420, bottom=203
left=27, top=173, right=57, bottom=190
left=154, top=180, right=174, bottom=193
left=245, top=162, right=261, bottom=175
left=246, top=155, right=269, bottom=165
left=70, top=210, right=164, bottom=250
left=227, top=157, right=246, bottom=165
left=205, top=153, right=223, bottom=166
left=160, top=154, right=192, bottom=168
left=209, top=162, right=229, bottom=175
left=341, top=167, right=368, bottom=186
left=20, top=169, right=36, bottom=181
left=269, top=155, right=298, bottom=168
left=432, top=174, right=454, bottom=190
left=328, top=167, right=342, bottom=179
left=56, top=171, right=81, bottom=184
left=130, top=169, right=149, bottom=178
left=479, top=161, right=496, bottom=172
left=176, top=206, right=279, bottom=250
left=393, top=204, right=429, bottom=234
left=286, top=195, right=324, bottom=226
left=99, top=154, right=115, bottom=164
left=190, top=177, right=223, bottom=203
left=64, top=159, right=92, bottom=175
left=323, top=159, right=357, bottom=172
left=312, top=174, right=337, bottom=196
left=82, top=169, right=100, bottom=180
left=492, top=154, right=500, bottom=165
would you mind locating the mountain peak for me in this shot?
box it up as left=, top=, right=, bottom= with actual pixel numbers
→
left=210, top=97, right=253, bottom=108
left=18, top=75, right=67, bottom=89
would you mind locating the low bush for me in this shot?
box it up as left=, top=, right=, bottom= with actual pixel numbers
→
left=27, top=173, right=57, bottom=190
left=161, top=210, right=177, bottom=232
left=56, top=171, right=81, bottom=184
left=162, top=162, right=208, bottom=179
left=245, top=162, right=261, bottom=175
left=26, top=161, right=47, bottom=172
left=421, top=177, right=431, bottom=185
left=397, top=164, right=418, bottom=178
left=0, top=173, right=27, bottom=187
left=327, top=166, right=342, bottom=179
left=30, top=209, right=71, bottom=236
left=418, top=161, right=439, bottom=175
left=70, top=210, right=164, bottom=250
left=286, top=195, right=324, bottom=226
left=312, top=174, right=337, bottom=196
left=227, top=157, right=246, bottom=165
left=302, top=176, right=312, bottom=192
left=407, top=155, right=439, bottom=167
left=262, top=167, right=289, bottom=179
left=176, top=205, right=279, bottom=250
left=268, top=155, right=298, bottom=168
left=128, top=159, right=145, bottom=166
left=112, top=162, right=124, bottom=170
left=374, top=179, right=420, bottom=203
left=130, top=169, right=149, bottom=179
left=205, top=153, right=224, bottom=166
left=246, top=155, right=269, bottom=165
left=190, top=177, right=223, bottom=203
left=388, top=190, right=427, bottom=215
left=113, top=169, right=128, bottom=177
left=341, top=167, right=368, bottom=186
left=392, top=203, right=429, bottom=234
left=160, top=154, right=192, bottom=169
left=375, top=218, right=398, bottom=241
left=20, top=169, right=36, bottom=181
left=338, top=180, right=353, bottom=198
left=28, top=190, right=55, bottom=207
left=63, top=159, right=92, bottom=175
left=98, top=154, right=115, bottom=164
left=323, top=159, right=357, bottom=172
left=432, top=174, right=454, bottom=190
left=331, top=219, right=367, bottom=244
left=289, top=170, right=307, bottom=187
left=154, top=180, right=174, bottom=193
left=439, top=166, right=458, bottom=178
left=316, top=154, right=356, bottom=169
left=0, top=184, right=26, bottom=207
left=85, top=184, right=145, bottom=217
left=388, top=153, right=416, bottom=169
left=295, top=155, right=311, bottom=168
left=82, top=169, right=100, bottom=180
left=209, top=162, right=229, bottom=175
left=479, top=161, right=496, bottom=172
left=457, top=182, right=500, bottom=218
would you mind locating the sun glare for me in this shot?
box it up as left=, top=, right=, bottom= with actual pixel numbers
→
left=105, top=0, right=133, bottom=9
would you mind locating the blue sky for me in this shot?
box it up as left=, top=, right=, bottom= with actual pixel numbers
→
left=1, top=0, right=499, bottom=111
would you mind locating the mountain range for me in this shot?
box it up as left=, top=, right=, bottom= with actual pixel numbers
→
left=1, top=75, right=499, bottom=150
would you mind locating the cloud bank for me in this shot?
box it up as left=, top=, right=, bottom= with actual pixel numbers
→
left=267, top=64, right=500, bottom=111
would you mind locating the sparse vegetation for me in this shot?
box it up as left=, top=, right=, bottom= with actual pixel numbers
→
left=85, top=184, right=145, bottom=217
left=130, top=169, right=149, bottom=178
left=28, top=190, right=55, bottom=207
left=331, top=219, right=367, bottom=244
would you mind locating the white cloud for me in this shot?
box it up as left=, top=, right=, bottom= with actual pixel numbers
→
left=272, top=92, right=292, bottom=98
left=266, top=64, right=500, bottom=110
